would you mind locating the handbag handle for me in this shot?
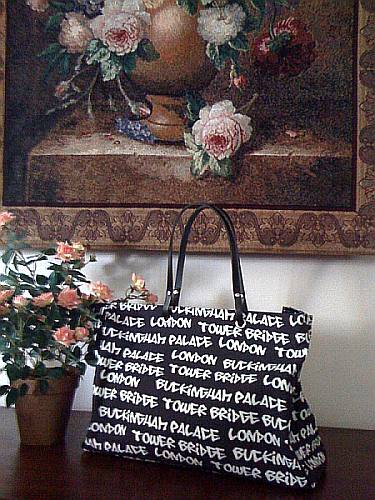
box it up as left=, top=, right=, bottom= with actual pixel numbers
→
left=163, top=204, right=248, bottom=323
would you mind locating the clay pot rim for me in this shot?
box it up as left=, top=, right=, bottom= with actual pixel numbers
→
left=12, top=369, right=80, bottom=395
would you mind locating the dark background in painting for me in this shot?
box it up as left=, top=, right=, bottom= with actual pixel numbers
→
left=3, top=0, right=355, bottom=210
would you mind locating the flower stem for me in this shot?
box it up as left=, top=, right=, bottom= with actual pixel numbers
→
left=238, top=93, right=259, bottom=115
left=269, top=0, right=277, bottom=39
left=87, top=69, right=99, bottom=120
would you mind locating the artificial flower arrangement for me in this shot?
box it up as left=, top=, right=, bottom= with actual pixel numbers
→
left=0, top=211, right=113, bottom=406
left=26, top=0, right=315, bottom=178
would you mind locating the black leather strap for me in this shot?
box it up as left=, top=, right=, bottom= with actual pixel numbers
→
left=163, top=204, right=248, bottom=322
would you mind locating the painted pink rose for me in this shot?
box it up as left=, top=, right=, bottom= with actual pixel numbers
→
left=90, top=281, right=113, bottom=301
left=56, top=241, right=85, bottom=262
left=90, top=0, right=150, bottom=55
left=59, top=13, right=94, bottom=54
left=57, top=287, right=81, bottom=310
left=13, top=295, right=29, bottom=309
left=0, top=211, right=15, bottom=227
left=32, top=292, right=54, bottom=308
left=75, top=326, right=90, bottom=341
left=25, top=0, right=49, bottom=12
left=192, top=100, right=252, bottom=161
left=0, top=289, right=15, bottom=304
left=54, top=326, right=76, bottom=346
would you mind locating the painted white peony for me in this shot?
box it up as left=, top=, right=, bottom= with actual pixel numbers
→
left=197, top=3, right=246, bottom=46
left=192, top=100, right=252, bottom=160
left=90, top=0, right=151, bottom=55
left=59, top=13, right=94, bottom=54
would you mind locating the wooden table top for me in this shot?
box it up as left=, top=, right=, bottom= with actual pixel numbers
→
left=0, top=408, right=374, bottom=499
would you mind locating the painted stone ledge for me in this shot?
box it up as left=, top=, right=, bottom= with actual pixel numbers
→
left=26, top=132, right=352, bottom=210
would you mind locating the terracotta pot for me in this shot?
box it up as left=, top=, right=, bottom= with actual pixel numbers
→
left=14, top=370, right=80, bottom=446
left=131, top=0, right=216, bottom=142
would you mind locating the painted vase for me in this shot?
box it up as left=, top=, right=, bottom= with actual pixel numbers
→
left=131, top=0, right=216, bottom=142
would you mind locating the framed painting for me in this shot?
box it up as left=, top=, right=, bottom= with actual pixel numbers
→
left=0, top=0, right=374, bottom=254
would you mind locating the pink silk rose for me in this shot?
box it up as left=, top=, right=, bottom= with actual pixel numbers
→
left=0, top=288, right=15, bottom=304
left=53, top=326, right=76, bottom=346
left=57, top=287, right=82, bottom=310
left=32, top=292, right=54, bottom=308
left=90, top=281, right=113, bottom=301
left=131, top=273, right=146, bottom=291
left=90, top=0, right=150, bottom=55
left=56, top=241, right=85, bottom=262
left=147, top=293, right=158, bottom=304
left=0, top=211, right=15, bottom=228
left=59, top=13, right=94, bottom=54
left=13, top=295, right=29, bottom=309
left=75, top=326, right=90, bottom=341
left=192, top=100, right=252, bottom=161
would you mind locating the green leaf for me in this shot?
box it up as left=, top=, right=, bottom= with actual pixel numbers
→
left=176, top=0, right=198, bottom=15
left=73, top=345, right=82, bottom=359
left=19, top=273, right=34, bottom=285
left=122, top=52, right=137, bottom=74
left=77, top=362, right=86, bottom=375
left=228, top=32, right=250, bottom=52
left=1, top=249, right=14, bottom=265
left=49, top=0, right=75, bottom=11
left=185, top=91, right=206, bottom=125
left=6, top=388, right=18, bottom=407
left=45, top=13, right=65, bottom=33
left=85, top=350, right=97, bottom=366
left=0, top=385, right=10, bottom=396
left=59, top=52, right=71, bottom=77
left=42, top=248, right=57, bottom=256
left=86, top=43, right=111, bottom=65
left=49, top=270, right=65, bottom=288
left=36, top=275, right=49, bottom=286
left=206, top=43, right=225, bottom=70
left=6, top=364, right=22, bottom=383
left=190, top=150, right=209, bottom=178
left=251, top=0, right=265, bottom=16
left=47, top=367, right=65, bottom=379
left=101, top=56, right=123, bottom=81
left=21, top=366, right=32, bottom=379
left=184, top=132, right=199, bottom=152
left=43, top=50, right=66, bottom=82
left=0, top=274, right=18, bottom=285
left=38, top=379, right=49, bottom=395
left=34, top=362, right=47, bottom=378
left=137, top=39, right=160, bottom=62
left=19, top=383, right=29, bottom=397
left=38, top=43, right=62, bottom=59
left=212, top=156, right=233, bottom=179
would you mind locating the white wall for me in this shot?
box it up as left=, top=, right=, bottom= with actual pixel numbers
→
left=1, top=250, right=375, bottom=430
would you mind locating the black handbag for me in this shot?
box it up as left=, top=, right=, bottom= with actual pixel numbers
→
left=83, top=204, right=326, bottom=490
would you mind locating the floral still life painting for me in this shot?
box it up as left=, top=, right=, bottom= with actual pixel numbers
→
left=1, top=0, right=375, bottom=254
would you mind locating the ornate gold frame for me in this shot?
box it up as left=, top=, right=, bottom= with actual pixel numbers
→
left=1, top=0, right=375, bottom=255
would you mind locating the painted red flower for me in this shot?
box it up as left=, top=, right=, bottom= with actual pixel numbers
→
left=253, top=18, right=316, bottom=77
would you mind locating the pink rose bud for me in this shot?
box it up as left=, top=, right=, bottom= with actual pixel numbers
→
left=13, top=295, right=28, bottom=308
left=56, top=241, right=85, bottom=262
left=233, top=74, right=247, bottom=90
left=53, top=326, right=76, bottom=346
left=75, top=326, right=90, bottom=342
left=57, top=287, right=82, bottom=310
left=90, top=281, right=113, bottom=302
left=32, top=292, right=54, bottom=308
left=148, top=293, right=158, bottom=305
left=131, top=273, right=146, bottom=291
